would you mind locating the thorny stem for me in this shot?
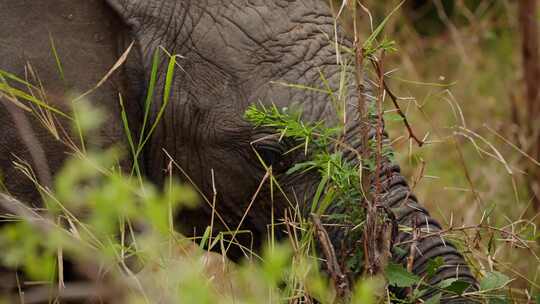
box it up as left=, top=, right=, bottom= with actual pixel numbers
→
left=350, top=0, right=371, bottom=275
left=353, top=12, right=390, bottom=276
left=374, top=52, right=385, bottom=200
left=353, top=21, right=371, bottom=202
left=351, top=0, right=377, bottom=276
left=370, top=60, right=424, bottom=147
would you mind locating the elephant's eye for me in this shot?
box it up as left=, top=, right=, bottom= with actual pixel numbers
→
left=256, top=145, right=281, bottom=166
left=254, top=144, right=288, bottom=171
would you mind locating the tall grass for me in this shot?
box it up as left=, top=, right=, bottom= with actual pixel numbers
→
left=355, top=0, right=539, bottom=298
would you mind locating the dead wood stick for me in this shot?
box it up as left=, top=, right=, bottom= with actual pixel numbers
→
left=518, top=0, right=540, bottom=211
left=311, top=214, right=350, bottom=301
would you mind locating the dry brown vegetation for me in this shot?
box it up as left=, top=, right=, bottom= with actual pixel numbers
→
left=352, top=0, right=539, bottom=294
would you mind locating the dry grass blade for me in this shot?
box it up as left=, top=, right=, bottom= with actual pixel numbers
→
left=484, top=124, right=540, bottom=168
left=73, top=42, right=134, bottom=103
left=0, top=193, right=53, bottom=231
left=224, top=170, right=270, bottom=255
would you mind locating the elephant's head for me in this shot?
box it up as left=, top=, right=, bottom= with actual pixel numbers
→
left=109, top=0, right=355, bottom=242
left=107, top=0, right=477, bottom=301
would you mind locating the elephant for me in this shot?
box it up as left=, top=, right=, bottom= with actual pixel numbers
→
left=0, top=0, right=478, bottom=302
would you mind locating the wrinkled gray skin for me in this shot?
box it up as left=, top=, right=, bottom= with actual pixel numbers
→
left=0, top=0, right=477, bottom=302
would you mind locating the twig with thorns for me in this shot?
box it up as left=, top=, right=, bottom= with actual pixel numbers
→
left=370, top=59, right=424, bottom=147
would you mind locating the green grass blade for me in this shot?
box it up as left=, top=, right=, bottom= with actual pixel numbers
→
left=0, top=69, right=39, bottom=90
left=200, top=226, right=211, bottom=249
left=363, top=0, right=405, bottom=51
left=138, top=48, right=160, bottom=148
left=0, top=82, right=71, bottom=119
left=118, top=93, right=143, bottom=181
left=310, top=175, right=328, bottom=214
left=138, top=54, right=178, bottom=150
left=48, top=32, right=65, bottom=82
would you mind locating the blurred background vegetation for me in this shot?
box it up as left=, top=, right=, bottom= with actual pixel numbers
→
left=345, top=0, right=538, bottom=292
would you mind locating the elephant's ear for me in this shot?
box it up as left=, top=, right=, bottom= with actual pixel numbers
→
left=106, top=0, right=166, bottom=68
left=105, top=0, right=190, bottom=59
left=106, top=0, right=145, bottom=29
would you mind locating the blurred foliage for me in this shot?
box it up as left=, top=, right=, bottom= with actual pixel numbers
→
left=359, top=0, right=538, bottom=297
left=332, top=0, right=538, bottom=299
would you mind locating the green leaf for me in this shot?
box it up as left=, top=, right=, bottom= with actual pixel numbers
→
left=351, top=279, right=377, bottom=304
left=384, top=112, right=404, bottom=122
left=392, top=246, right=408, bottom=257
left=286, top=161, right=315, bottom=175
left=424, top=293, right=442, bottom=304
left=488, top=296, right=509, bottom=304
left=385, top=262, right=420, bottom=288
left=200, top=226, right=211, bottom=249
left=444, top=279, right=471, bottom=295
left=480, top=271, right=511, bottom=291
left=426, top=256, right=444, bottom=278
left=262, top=243, right=292, bottom=284
left=310, top=175, right=328, bottom=214
left=437, top=278, right=457, bottom=289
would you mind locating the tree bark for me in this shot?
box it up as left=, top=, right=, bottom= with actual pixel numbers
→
left=518, top=0, right=540, bottom=211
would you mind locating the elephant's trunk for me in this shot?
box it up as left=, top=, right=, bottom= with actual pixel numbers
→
left=372, top=147, right=478, bottom=301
